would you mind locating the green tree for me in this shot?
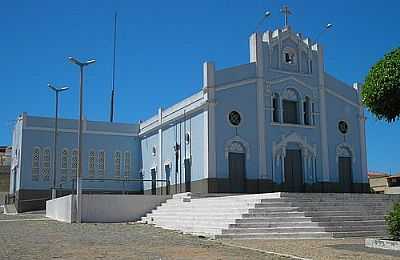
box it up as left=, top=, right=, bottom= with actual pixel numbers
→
left=362, top=48, right=400, bottom=122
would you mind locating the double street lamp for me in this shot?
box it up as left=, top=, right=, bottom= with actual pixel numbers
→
left=48, top=84, right=69, bottom=200
left=68, top=57, right=96, bottom=223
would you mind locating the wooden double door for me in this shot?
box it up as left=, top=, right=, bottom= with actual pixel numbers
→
left=284, top=149, right=304, bottom=192
left=228, top=152, right=246, bottom=193
left=339, top=157, right=352, bottom=192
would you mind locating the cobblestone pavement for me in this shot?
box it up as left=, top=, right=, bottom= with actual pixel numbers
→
left=227, top=238, right=400, bottom=260
left=0, top=213, right=284, bottom=260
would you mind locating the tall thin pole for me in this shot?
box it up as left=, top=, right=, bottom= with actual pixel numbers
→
left=52, top=91, right=59, bottom=199
left=77, top=66, right=84, bottom=223
left=110, top=12, right=117, bottom=123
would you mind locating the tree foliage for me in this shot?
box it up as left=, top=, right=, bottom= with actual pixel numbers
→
left=385, top=202, right=400, bottom=241
left=362, top=48, right=400, bottom=122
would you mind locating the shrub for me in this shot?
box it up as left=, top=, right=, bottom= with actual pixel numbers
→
left=385, top=202, right=400, bottom=241
left=362, top=47, right=400, bottom=122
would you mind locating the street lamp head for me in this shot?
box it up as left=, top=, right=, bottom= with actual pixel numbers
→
left=326, top=23, right=333, bottom=29
left=85, top=59, right=96, bottom=65
left=48, top=83, right=70, bottom=92
left=264, top=11, right=272, bottom=18
left=68, top=57, right=81, bottom=65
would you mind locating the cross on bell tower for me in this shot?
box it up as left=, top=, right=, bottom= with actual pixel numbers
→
left=280, top=5, right=292, bottom=27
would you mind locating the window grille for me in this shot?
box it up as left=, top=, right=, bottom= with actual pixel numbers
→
left=71, top=149, right=78, bottom=180
left=42, top=148, right=51, bottom=181
left=98, top=150, right=105, bottom=177
left=124, top=151, right=131, bottom=177
left=61, top=149, right=69, bottom=182
left=114, top=151, right=121, bottom=177
left=32, top=147, right=40, bottom=181
left=88, top=150, right=96, bottom=177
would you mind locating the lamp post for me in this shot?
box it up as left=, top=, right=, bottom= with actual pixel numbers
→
left=254, top=11, right=272, bottom=33
left=48, top=84, right=69, bottom=200
left=68, top=57, right=96, bottom=223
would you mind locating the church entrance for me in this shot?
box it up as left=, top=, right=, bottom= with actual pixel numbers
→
left=229, top=152, right=246, bottom=193
left=284, top=149, right=304, bottom=192
left=184, top=158, right=191, bottom=192
left=151, top=168, right=156, bottom=195
left=339, top=157, right=352, bottom=192
left=165, top=165, right=171, bottom=195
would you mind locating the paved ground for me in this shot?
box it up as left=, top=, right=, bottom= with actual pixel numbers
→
left=227, top=239, right=400, bottom=260
left=0, top=212, right=283, bottom=260
left=1, top=212, right=400, bottom=260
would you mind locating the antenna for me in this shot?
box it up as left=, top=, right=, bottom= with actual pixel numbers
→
left=110, top=12, right=117, bottom=123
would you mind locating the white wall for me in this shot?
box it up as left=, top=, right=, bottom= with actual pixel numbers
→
left=46, top=194, right=171, bottom=223
left=46, top=195, right=75, bottom=223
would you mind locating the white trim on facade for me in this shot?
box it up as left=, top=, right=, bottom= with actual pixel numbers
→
left=224, top=136, right=250, bottom=160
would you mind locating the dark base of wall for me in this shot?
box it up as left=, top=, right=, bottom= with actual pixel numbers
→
left=15, top=189, right=144, bottom=213
left=144, top=178, right=370, bottom=195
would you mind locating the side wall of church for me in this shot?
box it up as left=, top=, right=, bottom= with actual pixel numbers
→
left=141, top=110, right=206, bottom=194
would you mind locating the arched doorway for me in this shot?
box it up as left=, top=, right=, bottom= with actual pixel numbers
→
left=337, top=144, right=353, bottom=193
left=284, top=143, right=304, bottom=192
left=226, top=140, right=247, bottom=193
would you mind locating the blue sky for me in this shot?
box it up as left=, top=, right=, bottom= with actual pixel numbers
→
left=1, top=1, right=399, bottom=173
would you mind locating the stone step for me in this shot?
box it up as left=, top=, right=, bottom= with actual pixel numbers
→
left=304, top=211, right=386, bottom=217
left=229, top=222, right=319, bottom=228
left=310, top=215, right=385, bottom=222
left=324, top=225, right=385, bottom=232
left=235, top=217, right=312, bottom=224
left=320, top=220, right=385, bottom=227
left=249, top=207, right=388, bottom=213
left=243, top=212, right=306, bottom=218
left=222, top=226, right=326, bottom=234
left=215, top=232, right=332, bottom=240
left=332, top=230, right=387, bottom=238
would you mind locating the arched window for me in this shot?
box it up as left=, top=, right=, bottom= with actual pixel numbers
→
left=282, top=88, right=300, bottom=124
left=114, top=151, right=121, bottom=177
left=42, top=148, right=51, bottom=181
left=98, top=150, right=105, bottom=177
left=71, top=149, right=78, bottom=180
left=61, top=149, right=69, bottom=182
left=88, top=150, right=96, bottom=177
left=124, top=151, right=131, bottom=177
left=272, top=93, right=280, bottom=123
left=32, top=147, right=40, bottom=181
left=303, top=96, right=311, bottom=125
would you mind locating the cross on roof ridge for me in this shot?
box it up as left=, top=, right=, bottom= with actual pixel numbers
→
left=280, top=5, right=292, bottom=28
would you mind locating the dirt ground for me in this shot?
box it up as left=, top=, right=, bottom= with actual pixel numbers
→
left=1, top=212, right=400, bottom=260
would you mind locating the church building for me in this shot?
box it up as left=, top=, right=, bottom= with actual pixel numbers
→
left=9, top=9, right=368, bottom=211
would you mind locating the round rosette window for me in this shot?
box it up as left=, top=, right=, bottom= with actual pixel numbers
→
left=229, top=111, right=242, bottom=127
left=338, top=120, right=348, bottom=134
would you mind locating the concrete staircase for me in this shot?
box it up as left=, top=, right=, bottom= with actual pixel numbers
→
left=141, top=192, right=400, bottom=239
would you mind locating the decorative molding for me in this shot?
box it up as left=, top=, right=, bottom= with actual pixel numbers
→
left=325, top=88, right=360, bottom=108
left=215, top=78, right=257, bottom=92
left=336, top=143, right=355, bottom=164
left=272, top=132, right=316, bottom=160
left=224, top=136, right=250, bottom=160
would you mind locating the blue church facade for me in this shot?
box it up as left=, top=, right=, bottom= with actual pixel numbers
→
left=10, top=25, right=368, bottom=211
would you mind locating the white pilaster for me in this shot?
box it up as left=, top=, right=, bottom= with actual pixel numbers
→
left=252, top=32, right=267, bottom=179
left=315, top=44, right=330, bottom=182
left=354, top=83, right=368, bottom=183
left=203, top=62, right=216, bottom=179
left=158, top=108, right=163, bottom=187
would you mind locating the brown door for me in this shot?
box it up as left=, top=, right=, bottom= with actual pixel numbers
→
left=284, top=149, right=304, bottom=192
left=229, top=152, right=246, bottom=193
left=339, top=157, right=352, bottom=192
left=184, top=159, right=191, bottom=192
left=151, top=169, right=156, bottom=195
